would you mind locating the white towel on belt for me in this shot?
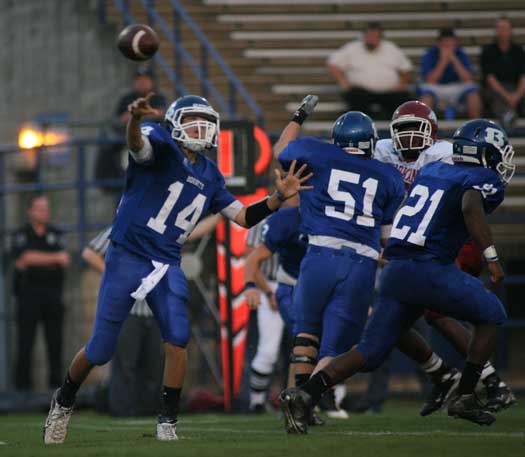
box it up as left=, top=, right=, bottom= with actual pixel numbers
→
left=130, top=260, right=169, bottom=301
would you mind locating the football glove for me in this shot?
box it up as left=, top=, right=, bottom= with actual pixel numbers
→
left=292, top=94, right=319, bottom=125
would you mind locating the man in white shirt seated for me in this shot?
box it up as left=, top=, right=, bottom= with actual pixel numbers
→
left=327, top=22, right=413, bottom=119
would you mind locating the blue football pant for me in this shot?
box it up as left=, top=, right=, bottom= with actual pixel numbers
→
left=86, top=243, right=189, bottom=365
left=293, top=246, right=377, bottom=359
left=357, top=259, right=507, bottom=371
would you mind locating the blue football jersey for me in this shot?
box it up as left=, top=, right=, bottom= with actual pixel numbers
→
left=385, top=162, right=505, bottom=263
left=262, top=206, right=307, bottom=279
left=279, top=137, right=405, bottom=254
left=111, top=122, right=238, bottom=264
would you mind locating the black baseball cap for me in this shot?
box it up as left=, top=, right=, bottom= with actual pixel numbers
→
left=134, top=66, right=154, bottom=78
left=439, top=28, right=456, bottom=39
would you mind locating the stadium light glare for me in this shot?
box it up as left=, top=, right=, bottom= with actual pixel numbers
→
left=18, top=127, right=43, bottom=149
left=18, top=125, right=69, bottom=150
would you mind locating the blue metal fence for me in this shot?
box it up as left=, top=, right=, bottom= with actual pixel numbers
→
left=0, top=138, right=125, bottom=249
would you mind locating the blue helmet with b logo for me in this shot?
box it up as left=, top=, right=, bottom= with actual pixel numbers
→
left=331, top=111, right=378, bottom=157
left=452, top=119, right=515, bottom=184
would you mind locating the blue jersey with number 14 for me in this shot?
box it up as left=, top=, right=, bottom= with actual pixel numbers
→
left=110, top=122, right=237, bottom=264
left=279, top=137, right=405, bottom=253
left=385, top=161, right=505, bottom=263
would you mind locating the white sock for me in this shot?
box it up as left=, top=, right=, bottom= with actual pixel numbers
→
left=420, top=353, right=443, bottom=373
left=480, top=361, right=496, bottom=382
left=250, top=391, right=265, bottom=407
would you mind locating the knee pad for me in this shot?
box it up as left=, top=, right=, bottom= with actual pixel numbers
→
left=290, top=335, right=319, bottom=365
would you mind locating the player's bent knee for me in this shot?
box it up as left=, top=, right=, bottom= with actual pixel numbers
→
left=356, top=344, right=389, bottom=373
left=85, top=344, right=115, bottom=366
left=489, top=302, right=507, bottom=326
left=162, top=328, right=190, bottom=349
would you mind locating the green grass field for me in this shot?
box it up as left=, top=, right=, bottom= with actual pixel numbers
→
left=1, top=401, right=524, bottom=457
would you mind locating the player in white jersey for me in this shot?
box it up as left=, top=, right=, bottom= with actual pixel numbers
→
left=375, top=101, right=515, bottom=414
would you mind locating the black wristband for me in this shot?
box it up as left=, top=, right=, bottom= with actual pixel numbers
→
left=292, top=108, right=308, bottom=125
left=245, top=198, right=274, bottom=227
left=244, top=282, right=256, bottom=290
left=274, top=190, right=292, bottom=202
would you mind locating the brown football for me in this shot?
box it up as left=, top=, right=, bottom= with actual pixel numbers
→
left=117, top=24, right=159, bottom=61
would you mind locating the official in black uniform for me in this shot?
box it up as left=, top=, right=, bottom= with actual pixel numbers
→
left=12, top=194, right=70, bottom=390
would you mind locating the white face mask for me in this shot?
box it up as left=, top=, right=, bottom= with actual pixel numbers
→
left=166, top=104, right=220, bottom=152
left=496, top=144, right=516, bottom=185
left=391, top=116, right=434, bottom=159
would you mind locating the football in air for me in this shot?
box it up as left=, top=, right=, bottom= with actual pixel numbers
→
left=117, top=24, right=159, bottom=61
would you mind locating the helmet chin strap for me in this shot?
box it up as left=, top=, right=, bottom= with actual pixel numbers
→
left=183, top=140, right=206, bottom=153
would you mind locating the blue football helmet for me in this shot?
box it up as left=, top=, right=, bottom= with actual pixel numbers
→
left=452, top=119, right=515, bottom=184
left=331, top=111, right=378, bottom=157
left=164, top=95, right=219, bottom=152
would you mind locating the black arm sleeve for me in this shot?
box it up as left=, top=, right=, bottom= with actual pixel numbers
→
left=245, top=198, right=274, bottom=228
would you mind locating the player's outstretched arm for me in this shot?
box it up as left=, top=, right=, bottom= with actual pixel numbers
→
left=233, top=160, right=313, bottom=228
left=186, top=214, right=222, bottom=242
left=244, top=244, right=275, bottom=310
left=273, top=95, right=319, bottom=159
left=462, top=189, right=504, bottom=283
left=126, top=92, right=160, bottom=152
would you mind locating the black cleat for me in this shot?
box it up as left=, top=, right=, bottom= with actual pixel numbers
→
left=420, top=368, right=460, bottom=417
left=484, top=375, right=517, bottom=413
left=448, top=393, right=496, bottom=426
left=280, top=388, right=313, bottom=434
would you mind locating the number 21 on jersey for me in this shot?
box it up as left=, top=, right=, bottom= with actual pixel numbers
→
left=390, top=184, right=444, bottom=246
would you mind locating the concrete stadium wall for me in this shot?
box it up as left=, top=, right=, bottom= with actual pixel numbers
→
left=0, top=0, right=135, bottom=143
left=0, top=0, right=141, bottom=391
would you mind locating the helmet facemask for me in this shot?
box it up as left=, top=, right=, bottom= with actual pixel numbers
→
left=391, top=116, right=434, bottom=160
left=167, top=105, right=220, bottom=152
left=494, top=144, right=516, bottom=185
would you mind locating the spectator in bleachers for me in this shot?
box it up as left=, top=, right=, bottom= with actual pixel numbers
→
left=481, top=17, right=525, bottom=129
left=419, top=28, right=482, bottom=119
left=11, top=194, right=70, bottom=390
left=113, top=66, right=167, bottom=134
left=95, top=67, right=167, bottom=197
left=327, top=22, right=412, bottom=119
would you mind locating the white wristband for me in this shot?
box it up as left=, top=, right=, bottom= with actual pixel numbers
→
left=483, top=245, right=498, bottom=262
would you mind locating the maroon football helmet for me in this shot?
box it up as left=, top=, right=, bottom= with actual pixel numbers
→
left=390, top=101, right=438, bottom=160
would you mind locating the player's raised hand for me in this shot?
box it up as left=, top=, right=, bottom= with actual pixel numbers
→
left=488, top=260, right=504, bottom=284
left=292, top=95, right=319, bottom=125
left=274, top=160, right=313, bottom=200
left=245, top=288, right=262, bottom=310
left=128, top=92, right=160, bottom=119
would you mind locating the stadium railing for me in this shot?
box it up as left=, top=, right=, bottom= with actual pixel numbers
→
left=99, top=0, right=265, bottom=126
